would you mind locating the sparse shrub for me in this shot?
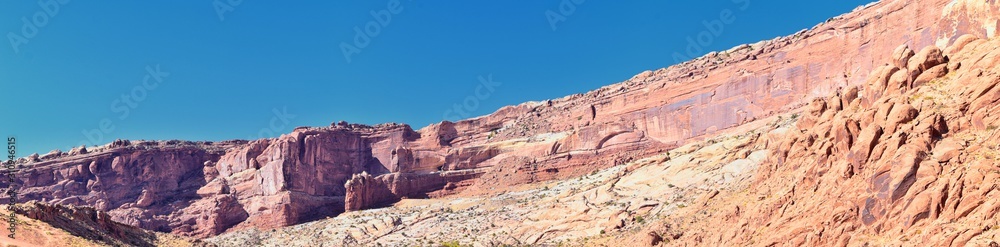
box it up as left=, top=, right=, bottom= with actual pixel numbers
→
left=441, top=240, right=464, bottom=247
left=636, top=215, right=645, bottom=224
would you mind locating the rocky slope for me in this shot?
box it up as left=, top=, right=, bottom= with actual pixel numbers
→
left=632, top=33, right=1000, bottom=247
left=209, top=34, right=1000, bottom=246
left=1, top=201, right=199, bottom=247
left=206, top=119, right=783, bottom=246
left=2, top=0, right=999, bottom=243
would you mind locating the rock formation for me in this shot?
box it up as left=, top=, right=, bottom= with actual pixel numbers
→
left=7, top=201, right=200, bottom=246
left=630, top=32, right=1000, bottom=247
left=2, top=0, right=999, bottom=242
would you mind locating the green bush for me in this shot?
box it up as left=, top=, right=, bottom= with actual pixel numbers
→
left=441, top=240, right=464, bottom=247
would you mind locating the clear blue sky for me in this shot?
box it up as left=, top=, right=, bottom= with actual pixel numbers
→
left=1, top=0, right=874, bottom=156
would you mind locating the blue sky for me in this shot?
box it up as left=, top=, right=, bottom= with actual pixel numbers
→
left=1, top=0, right=874, bottom=156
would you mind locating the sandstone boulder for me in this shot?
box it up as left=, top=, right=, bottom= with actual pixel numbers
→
left=867, top=65, right=899, bottom=97
left=907, top=46, right=947, bottom=73
left=39, top=150, right=62, bottom=160
left=808, top=98, right=827, bottom=116
left=27, top=153, right=40, bottom=162
left=892, top=45, right=915, bottom=69
left=944, top=34, right=980, bottom=57
left=69, top=145, right=88, bottom=156
left=842, top=86, right=860, bottom=106
left=886, top=69, right=910, bottom=96
left=912, top=64, right=948, bottom=88
left=645, top=231, right=663, bottom=246
left=932, top=139, right=964, bottom=162
left=110, top=139, right=131, bottom=148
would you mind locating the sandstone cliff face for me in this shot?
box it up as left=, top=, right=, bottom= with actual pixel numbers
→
left=448, top=0, right=1000, bottom=197
left=1, top=140, right=241, bottom=237
left=4, top=0, right=999, bottom=239
left=1, top=123, right=489, bottom=237
left=204, top=36, right=1000, bottom=245
left=207, top=127, right=776, bottom=246
left=632, top=34, right=1000, bottom=246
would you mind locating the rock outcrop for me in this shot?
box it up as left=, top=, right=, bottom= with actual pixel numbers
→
left=10, top=201, right=200, bottom=247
